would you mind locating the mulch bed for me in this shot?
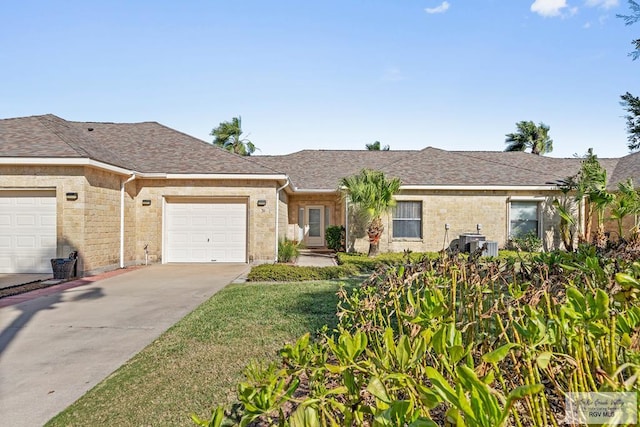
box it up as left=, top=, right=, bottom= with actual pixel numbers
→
left=0, top=280, right=59, bottom=299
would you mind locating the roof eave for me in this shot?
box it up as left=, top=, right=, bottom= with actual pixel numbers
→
left=400, top=184, right=561, bottom=191
left=0, top=157, right=133, bottom=176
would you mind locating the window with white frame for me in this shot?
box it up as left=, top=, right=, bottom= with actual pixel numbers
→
left=509, top=201, right=539, bottom=238
left=393, top=201, right=422, bottom=239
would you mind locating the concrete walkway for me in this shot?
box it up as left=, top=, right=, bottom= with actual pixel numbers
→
left=0, top=263, right=249, bottom=427
left=295, top=252, right=337, bottom=267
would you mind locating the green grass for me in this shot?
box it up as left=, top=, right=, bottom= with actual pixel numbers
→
left=46, top=279, right=359, bottom=427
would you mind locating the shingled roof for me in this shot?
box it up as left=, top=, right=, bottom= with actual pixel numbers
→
left=2, top=114, right=637, bottom=190
left=0, top=114, right=280, bottom=175
left=256, top=148, right=602, bottom=190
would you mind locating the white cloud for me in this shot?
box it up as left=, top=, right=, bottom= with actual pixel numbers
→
left=583, top=21, right=592, bottom=28
left=425, top=1, right=450, bottom=14
left=585, top=0, right=619, bottom=9
left=530, top=0, right=569, bottom=17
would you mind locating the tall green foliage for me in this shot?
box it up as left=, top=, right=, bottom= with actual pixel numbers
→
left=504, top=121, right=553, bottom=155
left=210, top=116, right=257, bottom=156
left=339, top=169, right=401, bottom=257
left=621, top=92, right=640, bottom=152
left=325, top=225, right=345, bottom=251
left=618, top=0, right=640, bottom=60
left=365, top=141, right=390, bottom=151
left=194, top=250, right=640, bottom=426
left=610, top=179, right=640, bottom=239
left=618, top=2, right=640, bottom=151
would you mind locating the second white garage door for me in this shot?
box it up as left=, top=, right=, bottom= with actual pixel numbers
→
left=165, top=201, right=247, bottom=263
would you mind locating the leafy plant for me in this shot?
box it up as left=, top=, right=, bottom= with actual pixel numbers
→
left=339, top=169, right=401, bottom=257
left=196, top=247, right=640, bottom=426
left=277, top=238, right=300, bottom=263
left=508, top=230, right=542, bottom=252
left=325, top=225, right=345, bottom=252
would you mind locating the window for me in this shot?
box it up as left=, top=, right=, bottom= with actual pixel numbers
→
left=510, top=201, right=539, bottom=238
left=393, top=201, right=422, bottom=238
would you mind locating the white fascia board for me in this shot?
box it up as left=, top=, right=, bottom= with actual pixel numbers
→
left=509, top=196, right=548, bottom=201
left=291, top=185, right=339, bottom=193
left=0, top=159, right=288, bottom=182
left=399, top=185, right=560, bottom=191
left=0, top=157, right=133, bottom=175
left=165, top=173, right=288, bottom=180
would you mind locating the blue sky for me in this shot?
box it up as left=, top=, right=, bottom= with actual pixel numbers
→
left=1, top=1, right=637, bottom=158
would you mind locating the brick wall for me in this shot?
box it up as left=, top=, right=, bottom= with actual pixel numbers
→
left=134, top=178, right=279, bottom=263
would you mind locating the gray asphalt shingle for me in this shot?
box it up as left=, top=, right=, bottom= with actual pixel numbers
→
left=0, top=114, right=280, bottom=175
left=2, top=114, right=637, bottom=190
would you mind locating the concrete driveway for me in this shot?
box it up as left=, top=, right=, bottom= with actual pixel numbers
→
left=0, top=263, right=249, bottom=427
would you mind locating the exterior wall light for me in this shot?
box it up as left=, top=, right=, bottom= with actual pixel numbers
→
left=66, top=192, right=78, bottom=201
left=257, top=199, right=267, bottom=207
left=476, top=223, right=483, bottom=233
left=142, top=199, right=152, bottom=206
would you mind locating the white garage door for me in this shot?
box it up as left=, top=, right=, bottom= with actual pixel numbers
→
left=165, top=201, right=247, bottom=263
left=0, top=191, right=57, bottom=273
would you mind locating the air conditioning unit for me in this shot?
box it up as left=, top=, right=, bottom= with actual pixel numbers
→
left=458, top=233, right=486, bottom=252
left=469, top=240, right=498, bottom=257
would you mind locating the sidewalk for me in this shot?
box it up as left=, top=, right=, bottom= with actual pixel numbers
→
left=295, top=252, right=337, bottom=267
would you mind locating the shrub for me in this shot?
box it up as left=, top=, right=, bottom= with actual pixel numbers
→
left=277, top=238, right=299, bottom=263
left=325, top=225, right=345, bottom=251
left=507, top=230, right=543, bottom=252
left=337, top=251, right=439, bottom=271
left=247, top=264, right=359, bottom=282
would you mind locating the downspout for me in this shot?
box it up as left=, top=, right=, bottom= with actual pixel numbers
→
left=274, top=178, right=291, bottom=262
left=120, top=173, right=136, bottom=268
left=345, top=197, right=349, bottom=252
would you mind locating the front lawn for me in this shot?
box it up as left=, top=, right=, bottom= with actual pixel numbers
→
left=46, top=279, right=359, bottom=427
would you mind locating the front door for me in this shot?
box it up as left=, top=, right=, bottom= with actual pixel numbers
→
left=305, top=206, right=324, bottom=247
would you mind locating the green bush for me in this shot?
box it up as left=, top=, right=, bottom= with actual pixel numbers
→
left=325, top=225, right=344, bottom=251
left=247, top=263, right=359, bottom=282
left=507, top=230, right=542, bottom=252
left=277, top=238, right=299, bottom=263
left=336, top=251, right=439, bottom=271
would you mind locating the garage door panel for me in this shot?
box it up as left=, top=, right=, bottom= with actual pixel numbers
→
left=40, top=235, right=57, bottom=248
left=16, top=215, right=36, bottom=226
left=41, top=215, right=56, bottom=226
left=16, top=198, right=37, bottom=206
left=191, top=216, right=209, bottom=227
left=16, top=236, right=36, bottom=248
left=190, top=234, right=209, bottom=245
left=165, top=201, right=247, bottom=263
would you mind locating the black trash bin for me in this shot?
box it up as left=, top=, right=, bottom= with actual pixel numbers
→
left=51, top=251, right=78, bottom=280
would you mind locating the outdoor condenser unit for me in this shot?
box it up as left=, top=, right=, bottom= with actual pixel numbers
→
left=458, top=233, right=486, bottom=252
left=469, top=240, right=499, bottom=257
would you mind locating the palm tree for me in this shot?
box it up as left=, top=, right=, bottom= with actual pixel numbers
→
left=210, top=116, right=257, bottom=156
left=504, top=121, right=553, bottom=155
left=365, top=141, right=390, bottom=151
left=610, top=178, right=640, bottom=240
left=339, top=169, right=401, bottom=257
